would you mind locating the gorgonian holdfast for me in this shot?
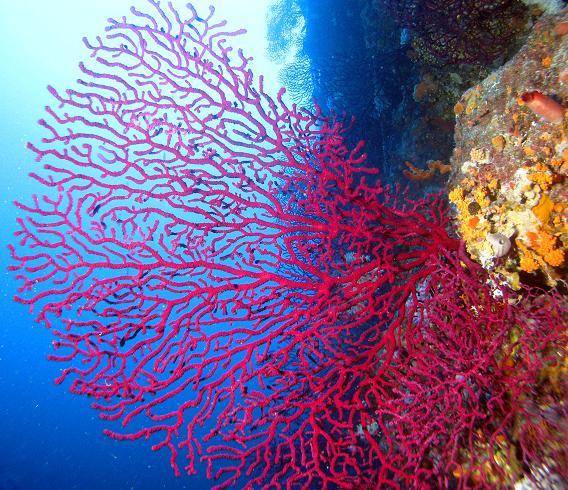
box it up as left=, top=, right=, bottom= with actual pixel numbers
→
left=10, top=1, right=567, bottom=488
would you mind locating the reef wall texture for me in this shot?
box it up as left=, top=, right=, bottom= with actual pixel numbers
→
left=449, top=9, right=568, bottom=288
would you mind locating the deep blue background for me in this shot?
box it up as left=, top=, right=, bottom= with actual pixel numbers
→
left=0, top=1, right=277, bottom=488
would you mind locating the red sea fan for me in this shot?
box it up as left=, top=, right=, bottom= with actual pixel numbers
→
left=9, top=1, right=567, bottom=488
left=362, top=251, right=568, bottom=488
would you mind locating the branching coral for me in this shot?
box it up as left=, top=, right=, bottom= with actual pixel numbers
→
left=385, top=0, right=529, bottom=66
left=403, top=159, right=452, bottom=181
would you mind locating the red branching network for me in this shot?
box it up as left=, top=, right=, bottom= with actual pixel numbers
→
left=10, top=1, right=567, bottom=489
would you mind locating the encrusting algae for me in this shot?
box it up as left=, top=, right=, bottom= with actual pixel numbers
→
left=413, top=6, right=568, bottom=489
left=448, top=8, right=568, bottom=288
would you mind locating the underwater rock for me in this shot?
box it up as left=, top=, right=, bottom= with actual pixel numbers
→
left=448, top=8, right=568, bottom=287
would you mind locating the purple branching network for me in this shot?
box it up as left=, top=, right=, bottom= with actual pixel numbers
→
left=9, top=1, right=567, bottom=489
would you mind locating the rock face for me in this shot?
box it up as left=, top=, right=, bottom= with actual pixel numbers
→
left=449, top=9, right=568, bottom=288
